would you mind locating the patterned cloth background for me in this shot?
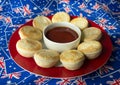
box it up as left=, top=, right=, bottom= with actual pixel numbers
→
left=0, top=0, right=120, bottom=85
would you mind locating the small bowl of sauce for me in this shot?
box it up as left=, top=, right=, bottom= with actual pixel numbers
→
left=43, top=22, right=81, bottom=52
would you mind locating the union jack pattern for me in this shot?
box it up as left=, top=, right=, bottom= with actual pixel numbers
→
left=23, top=4, right=32, bottom=16
left=98, top=65, right=114, bottom=75
left=72, top=77, right=86, bottom=85
left=106, top=25, right=116, bottom=30
left=107, top=78, right=120, bottom=85
left=64, top=6, right=71, bottom=13
left=13, top=4, right=32, bottom=16
left=34, top=77, right=50, bottom=85
left=99, top=23, right=106, bottom=29
left=14, top=8, right=21, bottom=14
left=1, top=72, right=21, bottom=79
left=102, top=4, right=109, bottom=12
left=92, top=3, right=100, bottom=10
left=56, top=78, right=72, bottom=85
left=59, top=0, right=70, bottom=4
left=84, top=9, right=93, bottom=14
left=0, top=57, right=5, bottom=69
left=99, top=18, right=108, bottom=24
left=0, top=0, right=120, bottom=85
left=41, top=8, right=52, bottom=15
left=78, top=3, right=86, bottom=9
left=4, top=17, right=12, bottom=23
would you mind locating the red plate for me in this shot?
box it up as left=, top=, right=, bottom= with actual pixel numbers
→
left=9, top=16, right=112, bottom=78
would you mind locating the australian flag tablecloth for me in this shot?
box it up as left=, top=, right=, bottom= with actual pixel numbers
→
left=0, top=0, right=120, bottom=85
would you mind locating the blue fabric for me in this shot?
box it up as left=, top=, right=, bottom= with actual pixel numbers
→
left=0, top=0, right=120, bottom=84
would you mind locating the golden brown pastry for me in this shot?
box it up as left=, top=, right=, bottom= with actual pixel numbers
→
left=16, top=39, right=42, bottom=58
left=19, top=26, right=42, bottom=40
left=52, top=12, right=70, bottom=23
left=70, top=17, right=88, bottom=30
left=60, top=50, right=85, bottom=70
left=34, top=49, right=60, bottom=68
left=33, top=16, right=52, bottom=31
left=82, top=27, right=102, bottom=41
left=77, top=41, right=102, bottom=59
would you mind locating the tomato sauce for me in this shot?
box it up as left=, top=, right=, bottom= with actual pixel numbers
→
left=45, top=27, right=78, bottom=43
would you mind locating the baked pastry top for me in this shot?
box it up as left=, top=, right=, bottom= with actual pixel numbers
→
left=16, top=39, right=42, bottom=57
left=16, top=39, right=42, bottom=51
left=82, top=27, right=102, bottom=41
left=34, top=49, right=60, bottom=68
left=33, top=16, right=52, bottom=31
left=19, top=25, right=42, bottom=40
left=52, top=12, right=70, bottom=23
left=70, top=17, right=88, bottom=30
left=60, top=50, right=85, bottom=63
left=77, top=41, right=102, bottom=53
left=34, top=49, right=59, bottom=61
left=60, top=50, right=85, bottom=70
left=15, top=12, right=104, bottom=68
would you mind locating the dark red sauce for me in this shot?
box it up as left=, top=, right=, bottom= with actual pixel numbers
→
left=45, top=27, right=78, bottom=43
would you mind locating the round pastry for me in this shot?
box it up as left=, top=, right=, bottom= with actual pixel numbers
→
left=33, top=16, right=52, bottom=31
left=34, top=49, right=60, bottom=68
left=18, top=26, right=42, bottom=40
left=16, top=39, right=42, bottom=58
left=60, top=50, right=85, bottom=70
left=77, top=41, right=102, bottom=59
left=70, top=17, right=88, bottom=30
left=82, top=27, right=102, bottom=41
left=52, top=12, right=70, bottom=23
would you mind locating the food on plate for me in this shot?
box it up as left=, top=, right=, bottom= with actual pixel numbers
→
left=18, top=26, right=42, bottom=40
left=15, top=12, right=104, bottom=70
left=60, top=50, right=85, bottom=70
left=34, top=49, right=60, bottom=68
left=82, top=27, right=102, bottom=41
left=77, top=41, right=102, bottom=59
left=52, top=12, right=70, bottom=23
left=33, top=16, right=52, bottom=31
left=16, top=39, right=42, bottom=58
left=70, top=17, right=88, bottom=30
